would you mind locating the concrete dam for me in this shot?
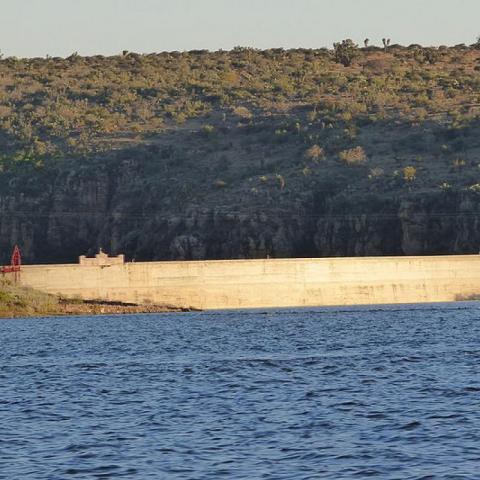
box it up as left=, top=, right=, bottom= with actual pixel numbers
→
left=17, top=252, right=480, bottom=310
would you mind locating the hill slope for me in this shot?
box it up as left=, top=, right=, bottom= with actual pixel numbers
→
left=1, top=44, right=480, bottom=263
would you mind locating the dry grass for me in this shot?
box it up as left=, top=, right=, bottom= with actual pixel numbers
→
left=0, top=278, right=60, bottom=318
left=0, top=279, right=190, bottom=318
left=339, top=146, right=367, bottom=165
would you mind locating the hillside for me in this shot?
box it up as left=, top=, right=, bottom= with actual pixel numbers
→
left=2, top=43, right=480, bottom=263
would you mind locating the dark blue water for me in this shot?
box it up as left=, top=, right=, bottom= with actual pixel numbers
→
left=1, top=304, right=480, bottom=479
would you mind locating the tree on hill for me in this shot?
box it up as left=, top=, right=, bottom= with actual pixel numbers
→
left=382, top=38, right=391, bottom=53
left=333, top=39, right=358, bottom=67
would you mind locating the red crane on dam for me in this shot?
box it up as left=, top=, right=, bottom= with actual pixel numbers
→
left=1, top=245, right=22, bottom=281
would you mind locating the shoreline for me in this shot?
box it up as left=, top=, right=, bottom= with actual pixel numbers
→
left=0, top=301, right=195, bottom=319
left=45, top=300, right=194, bottom=317
left=0, top=280, right=196, bottom=319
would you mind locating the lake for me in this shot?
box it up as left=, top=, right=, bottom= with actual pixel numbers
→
left=1, top=304, right=479, bottom=479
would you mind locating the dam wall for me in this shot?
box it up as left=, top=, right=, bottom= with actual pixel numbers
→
left=18, top=255, right=480, bottom=310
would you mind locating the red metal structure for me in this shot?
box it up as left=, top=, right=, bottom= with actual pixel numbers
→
left=1, top=245, right=22, bottom=280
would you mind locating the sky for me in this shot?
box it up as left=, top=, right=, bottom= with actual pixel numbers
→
left=0, top=0, right=479, bottom=58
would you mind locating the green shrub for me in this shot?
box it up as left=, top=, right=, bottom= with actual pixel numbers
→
left=275, top=174, right=286, bottom=190
left=0, top=291, right=14, bottom=304
left=202, top=125, right=215, bottom=135
left=333, top=39, right=359, bottom=67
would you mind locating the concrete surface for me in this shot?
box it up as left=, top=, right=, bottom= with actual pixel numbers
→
left=17, top=255, right=480, bottom=310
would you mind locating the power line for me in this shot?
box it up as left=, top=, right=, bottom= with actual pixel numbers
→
left=1, top=209, right=480, bottom=221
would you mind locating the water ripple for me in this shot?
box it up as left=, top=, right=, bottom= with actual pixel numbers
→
left=0, top=303, right=479, bottom=479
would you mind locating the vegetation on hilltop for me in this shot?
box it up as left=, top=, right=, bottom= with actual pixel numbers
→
left=1, top=42, right=480, bottom=160
left=1, top=42, right=480, bottom=262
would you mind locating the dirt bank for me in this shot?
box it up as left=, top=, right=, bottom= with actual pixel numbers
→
left=0, top=280, right=193, bottom=318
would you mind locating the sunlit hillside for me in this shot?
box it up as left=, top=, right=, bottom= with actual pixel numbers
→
left=2, top=43, right=480, bottom=263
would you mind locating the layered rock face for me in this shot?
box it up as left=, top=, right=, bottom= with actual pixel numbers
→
left=2, top=156, right=480, bottom=265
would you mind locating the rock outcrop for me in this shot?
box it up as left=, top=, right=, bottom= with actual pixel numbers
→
left=2, top=156, right=480, bottom=264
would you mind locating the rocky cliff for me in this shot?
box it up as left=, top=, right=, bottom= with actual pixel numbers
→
left=2, top=149, right=480, bottom=265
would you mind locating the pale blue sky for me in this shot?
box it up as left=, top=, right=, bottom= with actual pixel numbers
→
left=0, top=0, right=479, bottom=58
